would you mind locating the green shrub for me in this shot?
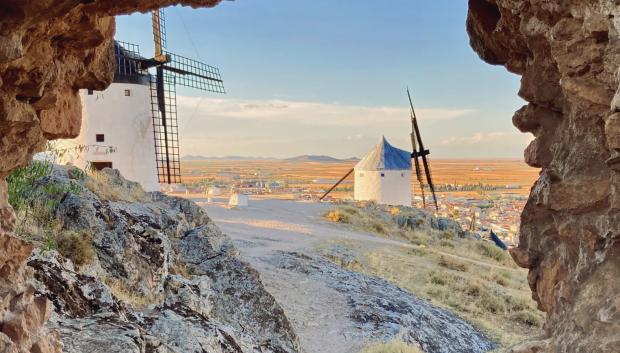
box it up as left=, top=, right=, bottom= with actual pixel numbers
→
left=7, top=161, right=53, bottom=211
left=7, top=161, right=82, bottom=240
left=476, top=241, right=507, bottom=262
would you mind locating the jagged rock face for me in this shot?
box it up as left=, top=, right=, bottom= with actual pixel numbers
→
left=27, top=168, right=301, bottom=353
left=0, top=235, right=62, bottom=353
left=0, top=2, right=223, bottom=352
left=467, top=1, right=620, bottom=352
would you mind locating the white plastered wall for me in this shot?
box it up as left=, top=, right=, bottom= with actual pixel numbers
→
left=58, top=83, right=160, bottom=192
left=354, top=169, right=412, bottom=206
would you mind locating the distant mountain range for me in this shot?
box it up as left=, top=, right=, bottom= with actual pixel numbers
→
left=181, top=154, right=359, bottom=162
left=181, top=155, right=272, bottom=161
left=286, top=155, right=359, bottom=163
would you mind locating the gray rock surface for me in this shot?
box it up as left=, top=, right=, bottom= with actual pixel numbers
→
left=266, top=251, right=496, bottom=353
left=29, top=168, right=301, bottom=353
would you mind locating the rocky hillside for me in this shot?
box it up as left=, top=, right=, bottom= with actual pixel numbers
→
left=22, top=167, right=300, bottom=353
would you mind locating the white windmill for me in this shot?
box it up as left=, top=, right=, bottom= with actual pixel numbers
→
left=320, top=88, right=439, bottom=210
left=353, top=136, right=413, bottom=206
left=59, top=9, right=225, bottom=191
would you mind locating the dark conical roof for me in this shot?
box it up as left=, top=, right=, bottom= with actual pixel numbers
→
left=355, top=136, right=412, bottom=171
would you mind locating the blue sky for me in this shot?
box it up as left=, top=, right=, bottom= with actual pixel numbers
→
left=116, top=0, right=529, bottom=159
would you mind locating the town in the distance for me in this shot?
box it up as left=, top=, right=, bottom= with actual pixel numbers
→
left=176, top=154, right=538, bottom=246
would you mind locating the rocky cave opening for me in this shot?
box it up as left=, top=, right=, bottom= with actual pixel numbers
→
left=1, top=1, right=619, bottom=352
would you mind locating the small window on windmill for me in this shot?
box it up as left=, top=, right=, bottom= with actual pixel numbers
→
left=87, top=89, right=94, bottom=95
left=124, top=89, right=131, bottom=96
left=360, top=172, right=364, bottom=177
left=96, top=134, right=105, bottom=142
left=401, top=172, right=404, bottom=177
left=381, top=172, right=385, bottom=177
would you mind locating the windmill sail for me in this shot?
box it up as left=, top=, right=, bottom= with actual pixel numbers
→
left=146, top=8, right=225, bottom=184
left=407, top=87, right=439, bottom=211
left=151, top=73, right=181, bottom=184
left=162, top=52, right=225, bottom=92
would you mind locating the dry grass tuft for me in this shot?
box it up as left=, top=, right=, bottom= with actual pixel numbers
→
left=437, top=230, right=456, bottom=240
left=361, top=340, right=422, bottom=353
left=56, top=230, right=96, bottom=267
left=169, top=258, right=192, bottom=279
left=389, top=207, right=401, bottom=216
left=324, top=209, right=350, bottom=223
left=105, top=278, right=160, bottom=309
left=323, top=205, right=394, bottom=237
left=438, top=256, right=469, bottom=272
left=85, top=170, right=149, bottom=203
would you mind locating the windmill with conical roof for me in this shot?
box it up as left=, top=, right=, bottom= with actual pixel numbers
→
left=320, top=88, right=438, bottom=210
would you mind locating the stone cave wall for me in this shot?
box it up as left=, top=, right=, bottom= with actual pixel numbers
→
left=1, top=1, right=620, bottom=352
left=468, top=0, right=620, bottom=352
left=0, top=2, right=220, bottom=352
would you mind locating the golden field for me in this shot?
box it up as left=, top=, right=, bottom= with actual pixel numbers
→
left=180, top=158, right=540, bottom=198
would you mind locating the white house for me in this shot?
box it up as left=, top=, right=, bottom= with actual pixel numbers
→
left=354, top=137, right=412, bottom=206
left=58, top=42, right=160, bottom=192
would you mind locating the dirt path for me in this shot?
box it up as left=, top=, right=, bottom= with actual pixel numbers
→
left=199, top=198, right=393, bottom=353
left=197, top=198, right=496, bottom=353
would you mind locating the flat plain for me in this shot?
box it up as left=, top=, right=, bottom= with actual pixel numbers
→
left=181, top=158, right=540, bottom=198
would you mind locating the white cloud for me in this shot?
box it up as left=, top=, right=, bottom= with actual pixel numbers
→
left=177, top=96, right=477, bottom=128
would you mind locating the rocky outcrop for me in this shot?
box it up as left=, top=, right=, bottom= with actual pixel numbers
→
left=467, top=1, right=620, bottom=352
left=0, top=236, right=61, bottom=353
left=267, top=250, right=496, bottom=353
left=23, top=168, right=301, bottom=353
left=0, top=2, right=223, bottom=352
